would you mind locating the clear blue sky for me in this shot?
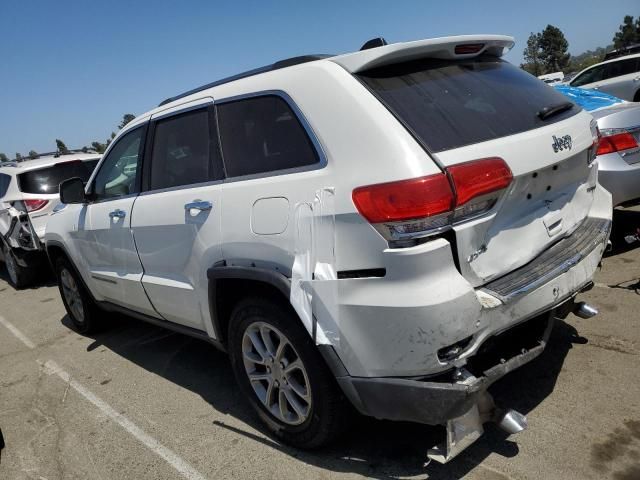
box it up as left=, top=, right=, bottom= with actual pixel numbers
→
left=1, top=0, right=638, bottom=156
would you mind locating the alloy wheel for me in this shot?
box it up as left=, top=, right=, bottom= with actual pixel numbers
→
left=3, top=247, right=18, bottom=286
left=242, top=322, right=312, bottom=426
left=60, top=268, right=85, bottom=323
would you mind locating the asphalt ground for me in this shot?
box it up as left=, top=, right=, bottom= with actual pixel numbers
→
left=0, top=207, right=639, bottom=480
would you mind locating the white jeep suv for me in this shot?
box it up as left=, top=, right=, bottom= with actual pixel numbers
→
left=0, top=153, right=100, bottom=287
left=45, top=35, right=612, bottom=462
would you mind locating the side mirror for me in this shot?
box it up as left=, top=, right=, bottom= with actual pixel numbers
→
left=59, top=177, right=87, bottom=204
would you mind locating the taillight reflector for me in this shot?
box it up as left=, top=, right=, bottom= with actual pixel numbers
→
left=352, top=158, right=513, bottom=240
left=352, top=174, right=454, bottom=223
left=24, top=199, right=49, bottom=212
left=454, top=43, right=485, bottom=54
left=596, top=132, right=638, bottom=156
left=447, top=158, right=513, bottom=206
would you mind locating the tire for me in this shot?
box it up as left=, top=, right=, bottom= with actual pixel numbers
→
left=2, top=243, right=36, bottom=289
left=228, top=297, right=350, bottom=449
left=634, top=90, right=640, bottom=102
left=54, top=256, right=102, bottom=334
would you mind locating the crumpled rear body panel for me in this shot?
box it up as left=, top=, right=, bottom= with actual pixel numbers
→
left=0, top=201, right=41, bottom=253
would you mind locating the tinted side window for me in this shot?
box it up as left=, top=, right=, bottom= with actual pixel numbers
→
left=150, top=109, right=214, bottom=190
left=217, top=95, right=319, bottom=178
left=0, top=173, right=11, bottom=198
left=604, top=58, right=639, bottom=79
left=571, top=65, right=606, bottom=86
left=92, top=127, right=144, bottom=200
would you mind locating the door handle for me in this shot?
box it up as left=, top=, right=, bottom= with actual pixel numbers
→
left=108, top=209, right=126, bottom=219
left=184, top=200, right=212, bottom=212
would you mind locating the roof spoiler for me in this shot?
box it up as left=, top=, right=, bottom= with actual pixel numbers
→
left=333, top=34, right=515, bottom=73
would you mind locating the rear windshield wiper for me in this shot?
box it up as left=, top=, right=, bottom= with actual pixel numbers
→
left=537, top=102, right=574, bottom=121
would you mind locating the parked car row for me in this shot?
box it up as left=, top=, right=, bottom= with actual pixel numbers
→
left=0, top=153, right=100, bottom=287
left=0, top=34, right=629, bottom=464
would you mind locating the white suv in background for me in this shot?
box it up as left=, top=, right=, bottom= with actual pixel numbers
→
left=0, top=153, right=100, bottom=287
left=569, top=53, right=640, bottom=101
left=45, top=35, right=612, bottom=463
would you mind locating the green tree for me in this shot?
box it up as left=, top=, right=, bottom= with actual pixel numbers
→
left=15, top=153, right=23, bottom=161
left=55, top=139, right=69, bottom=155
left=28, top=150, right=39, bottom=160
left=521, top=32, right=543, bottom=76
left=118, top=113, right=135, bottom=130
left=90, top=141, right=106, bottom=153
left=613, top=15, right=639, bottom=49
left=539, top=24, right=571, bottom=73
left=0, top=153, right=8, bottom=162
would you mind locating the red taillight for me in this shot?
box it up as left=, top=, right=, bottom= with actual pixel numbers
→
left=596, top=132, right=638, bottom=156
left=24, top=199, right=49, bottom=212
left=447, top=158, right=513, bottom=206
left=352, top=174, right=454, bottom=223
left=352, top=158, right=512, bottom=241
left=454, top=43, right=485, bottom=54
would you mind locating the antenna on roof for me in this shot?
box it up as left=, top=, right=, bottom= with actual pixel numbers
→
left=360, top=37, right=388, bottom=51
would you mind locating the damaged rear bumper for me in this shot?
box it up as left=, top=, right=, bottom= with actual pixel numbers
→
left=0, top=204, right=44, bottom=267
left=336, top=309, right=554, bottom=427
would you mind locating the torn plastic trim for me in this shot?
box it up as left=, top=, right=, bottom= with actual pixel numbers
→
left=337, top=335, right=546, bottom=426
left=1, top=202, right=42, bottom=266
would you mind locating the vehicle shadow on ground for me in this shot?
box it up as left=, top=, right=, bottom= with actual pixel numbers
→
left=62, top=312, right=587, bottom=479
left=0, top=265, right=56, bottom=290
left=606, top=207, right=640, bottom=257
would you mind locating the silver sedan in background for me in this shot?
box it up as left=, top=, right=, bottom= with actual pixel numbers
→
left=593, top=103, right=640, bottom=207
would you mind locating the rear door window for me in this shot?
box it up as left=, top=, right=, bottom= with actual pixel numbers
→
left=358, top=56, right=579, bottom=153
left=604, top=58, right=639, bottom=79
left=17, top=159, right=99, bottom=194
left=217, top=95, right=319, bottom=178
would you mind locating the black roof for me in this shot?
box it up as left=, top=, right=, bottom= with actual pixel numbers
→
left=158, top=54, right=332, bottom=107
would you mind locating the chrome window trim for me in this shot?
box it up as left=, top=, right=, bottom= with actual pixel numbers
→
left=150, top=99, right=213, bottom=122
left=138, top=178, right=224, bottom=197
left=214, top=90, right=328, bottom=184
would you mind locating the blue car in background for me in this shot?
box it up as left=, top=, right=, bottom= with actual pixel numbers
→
left=555, top=85, right=640, bottom=207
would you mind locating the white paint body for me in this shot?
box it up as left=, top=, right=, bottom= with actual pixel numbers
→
left=46, top=35, right=612, bottom=379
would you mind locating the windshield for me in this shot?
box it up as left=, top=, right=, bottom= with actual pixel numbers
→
left=17, top=159, right=99, bottom=194
left=358, top=56, right=579, bottom=153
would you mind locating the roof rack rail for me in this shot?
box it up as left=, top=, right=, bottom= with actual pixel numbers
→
left=158, top=54, right=332, bottom=107
left=6, top=149, right=99, bottom=163
left=0, top=161, right=20, bottom=168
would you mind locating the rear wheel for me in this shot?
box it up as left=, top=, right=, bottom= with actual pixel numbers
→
left=2, top=243, right=35, bottom=289
left=55, top=257, right=102, bottom=334
left=228, top=297, right=349, bottom=448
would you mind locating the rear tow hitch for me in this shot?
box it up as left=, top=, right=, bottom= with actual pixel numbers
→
left=427, top=384, right=527, bottom=464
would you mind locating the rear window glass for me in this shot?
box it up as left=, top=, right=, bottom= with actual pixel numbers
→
left=0, top=173, right=11, bottom=198
left=17, top=159, right=99, bottom=194
left=358, top=56, right=579, bottom=153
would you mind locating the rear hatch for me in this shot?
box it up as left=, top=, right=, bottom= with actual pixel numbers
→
left=356, top=55, right=598, bottom=286
left=17, top=158, right=99, bottom=237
